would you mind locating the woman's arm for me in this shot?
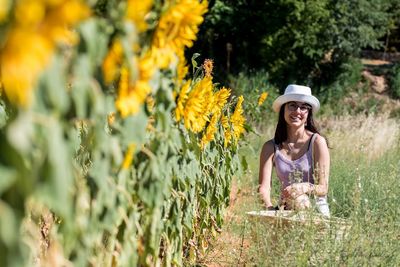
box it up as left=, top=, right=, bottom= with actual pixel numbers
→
left=259, top=140, right=275, bottom=208
left=313, top=134, right=330, bottom=196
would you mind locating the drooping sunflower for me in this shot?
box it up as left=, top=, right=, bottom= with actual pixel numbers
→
left=202, top=58, right=213, bottom=78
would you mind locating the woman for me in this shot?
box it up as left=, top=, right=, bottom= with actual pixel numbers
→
left=258, top=84, right=330, bottom=217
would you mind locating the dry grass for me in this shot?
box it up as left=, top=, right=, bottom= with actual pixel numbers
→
left=321, top=113, right=400, bottom=159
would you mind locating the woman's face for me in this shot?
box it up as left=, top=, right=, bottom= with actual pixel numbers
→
left=284, top=101, right=311, bottom=127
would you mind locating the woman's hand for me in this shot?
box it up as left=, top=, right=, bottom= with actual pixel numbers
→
left=283, top=183, right=313, bottom=210
left=283, top=182, right=312, bottom=200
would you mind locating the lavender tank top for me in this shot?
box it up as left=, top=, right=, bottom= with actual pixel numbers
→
left=273, top=133, right=330, bottom=217
left=274, top=134, right=317, bottom=190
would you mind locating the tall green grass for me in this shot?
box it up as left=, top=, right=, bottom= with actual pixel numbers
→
left=200, top=114, right=400, bottom=266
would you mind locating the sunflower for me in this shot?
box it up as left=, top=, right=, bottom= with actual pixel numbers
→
left=175, top=79, right=191, bottom=122
left=152, top=0, right=208, bottom=67
left=38, top=0, right=91, bottom=45
left=126, top=0, right=153, bottom=32
left=0, top=0, right=90, bottom=107
left=200, top=110, right=220, bottom=149
left=211, top=87, right=230, bottom=114
left=0, top=30, right=53, bottom=106
left=122, top=143, right=136, bottom=170
left=183, top=76, right=213, bottom=133
left=230, top=95, right=246, bottom=142
left=115, top=56, right=153, bottom=117
left=177, top=50, right=189, bottom=82
left=102, top=40, right=124, bottom=84
left=147, top=46, right=176, bottom=69
left=0, top=0, right=10, bottom=23
left=258, top=92, right=268, bottom=106
left=221, top=114, right=232, bottom=148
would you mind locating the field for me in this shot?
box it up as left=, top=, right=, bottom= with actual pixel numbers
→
left=1, top=1, right=400, bottom=266
left=199, top=113, right=400, bottom=266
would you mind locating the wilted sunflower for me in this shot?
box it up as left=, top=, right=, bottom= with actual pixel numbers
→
left=202, top=59, right=213, bottom=78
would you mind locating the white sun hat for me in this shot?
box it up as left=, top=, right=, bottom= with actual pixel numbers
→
left=272, top=84, right=320, bottom=113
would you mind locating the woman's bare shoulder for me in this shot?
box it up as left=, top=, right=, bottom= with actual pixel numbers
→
left=314, top=133, right=327, bottom=143
left=261, top=139, right=275, bottom=155
left=313, top=134, right=328, bottom=149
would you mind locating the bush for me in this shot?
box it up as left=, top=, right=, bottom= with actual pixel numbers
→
left=228, top=71, right=279, bottom=129
left=318, top=58, right=364, bottom=115
left=388, top=63, right=400, bottom=98
left=192, top=0, right=398, bottom=90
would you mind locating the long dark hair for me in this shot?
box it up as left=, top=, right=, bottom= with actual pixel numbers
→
left=274, top=104, right=322, bottom=146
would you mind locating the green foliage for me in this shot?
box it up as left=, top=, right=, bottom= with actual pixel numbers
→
left=192, top=0, right=399, bottom=89
left=261, top=0, right=332, bottom=86
left=318, top=58, right=364, bottom=115
left=388, top=63, right=400, bottom=98
left=228, top=71, right=279, bottom=128
left=0, top=97, right=8, bottom=128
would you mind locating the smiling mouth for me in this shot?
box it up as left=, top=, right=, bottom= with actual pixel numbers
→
left=290, top=115, right=302, bottom=121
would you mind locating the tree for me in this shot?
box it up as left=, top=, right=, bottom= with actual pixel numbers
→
left=191, top=0, right=399, bottom=90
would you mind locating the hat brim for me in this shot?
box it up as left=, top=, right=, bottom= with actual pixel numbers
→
left=272, top=94, right=320, bottom=113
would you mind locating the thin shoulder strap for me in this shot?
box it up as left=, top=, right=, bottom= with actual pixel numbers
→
left=272, top=138, right=277, bottom=152
left=307, top=133, right=317, bottom=151
left=271, top=139, right=277, bottom=166
left=309, top=133, right=318, bottom=178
